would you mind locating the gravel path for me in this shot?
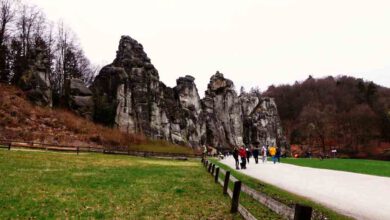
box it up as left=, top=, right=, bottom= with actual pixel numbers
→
left=220, top=157, right=390, bottom=220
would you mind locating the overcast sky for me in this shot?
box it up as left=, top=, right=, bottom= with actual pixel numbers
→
left=29, top=0, right=390, bottom=96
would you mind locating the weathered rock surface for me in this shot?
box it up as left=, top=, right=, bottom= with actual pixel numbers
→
left=240, top=92, right=286, bottom=147
left=92, top=35, right=285, bottom=148
left=173, top=75, right=206, bottom=146
left=18, top=43, right=52, bottom=107
left=202, top=72, right=286, bottom=148
left=92, top=36, right=206, bottom=146
left=69, top=78, right=93, bottom=96
left=202, top=72, right=244, bottom=148
left=67, top=78, right=94, bottom=119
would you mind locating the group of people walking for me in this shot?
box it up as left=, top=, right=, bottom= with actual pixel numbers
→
left=232, top=145, right=281, bottom=170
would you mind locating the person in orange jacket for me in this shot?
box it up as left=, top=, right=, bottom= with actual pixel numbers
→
left=269, top=146, right=277, bottom=164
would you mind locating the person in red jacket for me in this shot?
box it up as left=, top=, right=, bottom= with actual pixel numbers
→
left=239, top=146, right=247, bottom=169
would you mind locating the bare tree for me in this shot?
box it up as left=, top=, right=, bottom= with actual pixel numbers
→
left=53, top=20, right=73, bottom=96
left=16, top=4, right=41, bottom=57
left=75, top=48, right=98, bottom=85
left=1, top=0, right=97, bottom=104
left=298, top=104, right=335, bottom=153
left=0, top=0, right=16, bottom=82
left=0, top=0, right=16, bottom=46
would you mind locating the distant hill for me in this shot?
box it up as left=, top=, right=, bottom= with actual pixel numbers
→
left=264, top=75, right=390, bottom=159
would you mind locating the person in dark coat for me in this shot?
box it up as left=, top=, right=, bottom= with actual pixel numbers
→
left=276, top=147, right=281, bottom=163
left=232, top=147, right=240, bottom=170
left=239, top=146, right=247, bottom=169
left=245, top=147, right=251, bottom=164
left=252, top=145, right=260, bottom=164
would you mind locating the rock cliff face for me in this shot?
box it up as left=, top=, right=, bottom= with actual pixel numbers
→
left=92, top=36, right=206, bottom=146
left=240, top=92, right=285, bottom=147
left=202, top=72, right=244, bottom=148
left=67, top=78, right=94, bottom=119
left=92, top=35, right=285, bottom=148
left=202, top=72, right=286, bottom=148
left=18, top=43, right=52, bottom=107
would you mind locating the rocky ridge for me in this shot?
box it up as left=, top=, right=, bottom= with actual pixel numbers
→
left=92, top=36, right=285, bottom=148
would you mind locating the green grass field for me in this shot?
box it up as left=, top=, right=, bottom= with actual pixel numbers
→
left=0, top=149, right=243, bottom=219
left=0, top=149, right=284, bottom=219
left=281, top=158, right=390, bottom=177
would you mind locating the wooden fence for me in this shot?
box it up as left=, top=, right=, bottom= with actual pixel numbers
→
left=0, top=139, right=200, bottom=159
left=202, top=159, right=313, bottom=220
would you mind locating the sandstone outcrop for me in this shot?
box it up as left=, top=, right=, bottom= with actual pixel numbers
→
left=17, top=43, right=52, bottom=107
left=92, top=36, right=206, bottom=146
left=92, top=35, right=286, bottom=148
left=67, top=78, right=94, bottom=119
left=202, top=72, right=244, bottom=148
left=202, top=72, right=286, bottom=148
left=240, top=92, right=286, bottom=147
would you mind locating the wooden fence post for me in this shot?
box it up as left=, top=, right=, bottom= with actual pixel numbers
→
left=231, top=180, right=242, bottom=213
left=211, top=164, right=215, bottom=175
left=214, top=167, right=220, bottom=183
left=77, top=147, right=79, bottom=155
left=205, top=160, right=209, bottom=168
left=208, top=163, right=212, bottom=173
left=294, top=204, right=312, bottom=220
left=8, top=143, right=11, bottom=150
left=223, top=171, right=230, bottom=195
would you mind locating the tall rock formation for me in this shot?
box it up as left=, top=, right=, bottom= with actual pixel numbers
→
left=202, top=72, right=286, bottom=148
left=202, top=72, right=244, bottom=148
left=173, top=75, right=206, bottom=146
left=17, top=41, right=52, bottom=107
left=240, top=92, right=286, bottom=147
left=92, top=36, right=206, bottom=146
left=92, top=35, right=285, bottom=148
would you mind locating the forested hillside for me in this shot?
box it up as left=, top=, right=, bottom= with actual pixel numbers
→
left=265, top=75, right=390, bottom=158
left=0, top=84, right=145, bottom=147
left=0, top=0, right=97, bottom=104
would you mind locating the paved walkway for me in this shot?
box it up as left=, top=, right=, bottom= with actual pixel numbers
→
left=220, top=157, right=390, bottom=220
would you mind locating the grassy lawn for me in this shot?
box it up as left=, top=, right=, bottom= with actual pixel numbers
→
left=0, top=149, right=242, bottom=219
left=281, top=158, right=390, bottom=177
left=210, top=159, right=352, bottom=220
left=214, top=170, right=282, bottom=220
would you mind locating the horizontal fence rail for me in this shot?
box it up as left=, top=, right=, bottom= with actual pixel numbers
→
left=0, top=139, right=201, bottom=159
left=202, top=159, right=313, bottom=220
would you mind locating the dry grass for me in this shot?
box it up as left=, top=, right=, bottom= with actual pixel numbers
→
left=0, top=84, right=192, bottom=153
